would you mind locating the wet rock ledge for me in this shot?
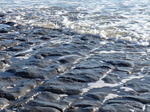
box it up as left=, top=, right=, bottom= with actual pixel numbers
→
left=1, top=16, right=150, bottom=112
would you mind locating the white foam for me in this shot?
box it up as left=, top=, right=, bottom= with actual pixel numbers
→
left=50, top=37, right=72, bottom=44
left=129, top=109, right=135, bottom=112
left=142, top=105, right=146, bottom=111
left=121, top=75, right=144, bottom=84
left=34, top=22, right=60, bottom=29
left=103, top=93, right=120, bottom=103
left=6, top=84, right=16, bottom=89
left=59, top=94, right=68, bottom=97
left=120, top=87, right=135, bottom=92
left=15, top=47, right=33, bottom=55
left=99, top=41, right=109, bottom=45
left=0, top=102, right=9, bottom=111
left=1, top=64, right=10, bottom=72
left=25, top=92, right=41, bottom=104
left=99, top=50, right=124, bottom=54
left=97, top=50, right=147, bottom=55
left=89, top=80, right=118, bottom=89
left=82, top=71, right=145, bottom=94
left=15, top=54, right=31, bottom=60
left=82, top=69, right=115, bottom=93
left=2, top=0, right=150, bottom=45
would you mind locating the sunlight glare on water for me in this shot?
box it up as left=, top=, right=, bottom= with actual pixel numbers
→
left=0, top=0, right=150, bottom=45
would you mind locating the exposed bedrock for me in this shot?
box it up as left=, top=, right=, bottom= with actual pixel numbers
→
left=0, top=18, right=150, bottom=112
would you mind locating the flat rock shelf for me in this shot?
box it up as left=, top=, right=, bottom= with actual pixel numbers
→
left=0, top=15, right=150, bottom=112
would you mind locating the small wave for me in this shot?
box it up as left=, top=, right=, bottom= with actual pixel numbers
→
left=1, top=0, right=149, bottom=45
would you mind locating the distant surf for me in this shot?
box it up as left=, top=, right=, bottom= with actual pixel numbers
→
left=0, top=0, right=150, bottom=46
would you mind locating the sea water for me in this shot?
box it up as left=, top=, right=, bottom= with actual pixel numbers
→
left=0, top=0, right=150, bottom=45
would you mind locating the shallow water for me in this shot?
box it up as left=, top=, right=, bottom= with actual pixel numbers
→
left=0, top=0, right=150, bottom=45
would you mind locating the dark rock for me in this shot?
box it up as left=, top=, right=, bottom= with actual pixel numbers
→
left=56, top=64, right=71, bottom=73
left=80, top=36, right=89, bottom=41
left=14, top=53, right=30, bottom=58
left=7, top=46, right=24, bottom=51
left=100, top=98, right=144, bottom=112
left=0, top=52, right=10, bottom=59
left=0, top=17, right=149, bottom=112
left=24, top=41, right=36, bottom=46
left=58, top=55, right=80, bottom=64
left=64, top=44, right=93, bottom=55
left=42, top=84, right=82, bottom=95
left=26, top=60, right=69, bottom=74
left=0, top=98, right=9, bottom=111
left=41, top=80, right=82, bottom=95
left=0, top=76, right=21, bottom=82
left=21, top=106, right=61, bottom=112
left=14, top=68, right=45, bottom=79
left=66, top=107, right=98, bottom=112
left=123, top=93, right=150, bottom=103
left=3, top=41, right=19, bottom=49
left=111, top=69, right=129, bottom=78
left=75, top=58, right=113, bottom=69
left=16, top=38, right=28, bottom=42
left=85, top=86, right=136, bottom=101
left=36, top=47, right=71, bottom=58
left=13, top=24, right=24, bottom=29
left=5, top=22, right=15, bottom=26
left=58, top=72, right=100, bottom=83
left=1, top=109, right=13, bottom=112
left=102, top=73, right=121, bottom=84
left=0, top=13, right=5, bottom=17
left=6, top=69, right=16, bottom=73
left=0, top=79, right=41, bottom=100
left=33, top=29, right=47, bottom=35
left=33, top=92, right=60, bottom=102
left=40, top=36, right=50, bottom=40
left=145, top=105, right=150, bottom=112
left=34, top=55, right=44, bottom=59
left=86, top=92, right=108, bottom=100
left=0, top=61, right=4, bottom=69
left=26, top=59, right=52, bottom=68
left=106, top=60, right=134, bottom=67
left=0, top=24, right=11, bottom=33
left=73, top=99, right=101, bottom=107
left=28, top=100, right=69, bottom=112
left=1, top=60, right=11, bottom=64
left=0, top=29, right=8, bottom=33
left=116, top=66, right=133, bottom=73
left=63, top=67, right=106, bottom=82
left=0, top=90, right=16, bottom=100
left=23, top=91, right=71, bottom=112
left=81, top=107, right=98, bottom=112
left=124, top=77, right=150, bottom=93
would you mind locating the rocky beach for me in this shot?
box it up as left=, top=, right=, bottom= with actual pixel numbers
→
left=0, top=0, right=150, bottom=112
